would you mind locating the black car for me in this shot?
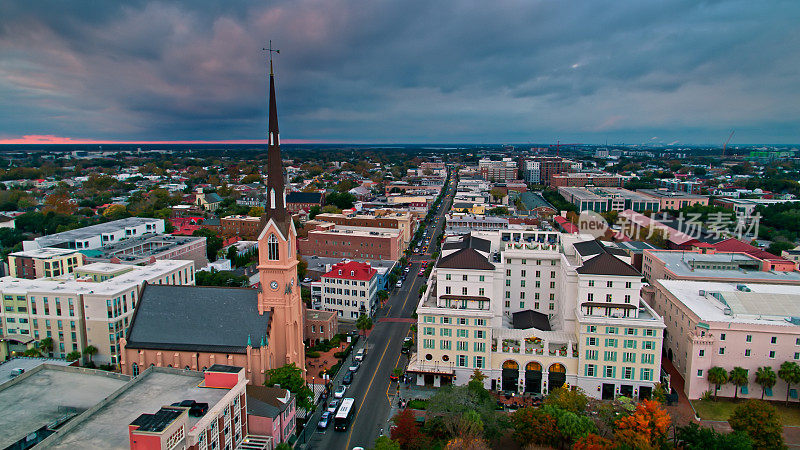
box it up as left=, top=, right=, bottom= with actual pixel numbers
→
left=343, top=371, right=353, bottom=385
left=401, top=347, right=410, bottom=355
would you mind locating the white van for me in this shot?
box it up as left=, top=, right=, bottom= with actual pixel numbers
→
left=354, top=349, right=365, bottom=362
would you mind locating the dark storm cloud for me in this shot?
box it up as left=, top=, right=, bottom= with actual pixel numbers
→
left=0, top=0, right=798, bottom=143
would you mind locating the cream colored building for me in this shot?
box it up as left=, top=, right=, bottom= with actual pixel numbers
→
left=0, top=260, right=194, bottom=364
left=8, top=248, right=85, bottom=279
left=410, top=229, right=665, bottom=400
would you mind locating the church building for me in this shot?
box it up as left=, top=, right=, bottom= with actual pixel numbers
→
left=119, top=59, right=306, bottom=385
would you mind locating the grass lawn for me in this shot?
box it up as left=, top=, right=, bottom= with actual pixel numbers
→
left=692, top=398, right=800, bottom=426
left=407, top=399, right=428, bottom=410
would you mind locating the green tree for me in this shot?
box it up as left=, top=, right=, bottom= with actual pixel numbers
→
left=226, top=246, right=238, bottom=263
left=66, top=350, right=81, bottom=362
left=541, top=404, right=596, bottom=447
left=544, top=386, right=589, bottom=414
left=195, top=269, right=249, bottom=287
left=38, top=337, right=54, bottom=357
left=728, top=400, right=784, bottom=450
left=426, top=383, right=500, bottom=439
left=263, top=363, right=313, bottom=410
left=779, top=361, right=800, bottom=405
left=755, top=366, right=777, bottom=400
left=489, top=188, right=506, bottom=201
left=730, top=367, right=749, bottom=400
left=377, top=290, right=389, bottom=303
left=297, top=257, right=308, bottom=281
left=192, top=228, right=223, bottom=262
left=248, top=206, right=264, bottom=217
left=676, top=422, right=752, bottom=450
left=371, top=435, right=401, bottom=450
left=356, top=314, right=374, bottom=337
left=708, top=366, right=729, bottom=400
left=83, top=345, right=98, bottom=364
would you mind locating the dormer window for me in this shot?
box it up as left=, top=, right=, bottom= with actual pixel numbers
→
left=351, top=271, right=355, bottom=276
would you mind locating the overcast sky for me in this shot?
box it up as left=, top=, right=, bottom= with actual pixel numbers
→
left=1, top=1, right=798, bottom=145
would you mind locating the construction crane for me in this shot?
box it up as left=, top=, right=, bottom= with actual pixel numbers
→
left=722, top=130, right=735, bottom=158
left=548, top=140, right=583, bottom=157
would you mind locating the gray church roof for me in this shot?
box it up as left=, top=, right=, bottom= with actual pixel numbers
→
left=126, top=284, right=270, bottom=354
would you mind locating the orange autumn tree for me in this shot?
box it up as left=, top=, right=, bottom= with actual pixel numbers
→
left=614, top=399, right=670, bottom=448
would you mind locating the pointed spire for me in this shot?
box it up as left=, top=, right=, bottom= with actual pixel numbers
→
left=264, top=43, right=288, bottom=226
left=247, top=334, right=252, bottom=347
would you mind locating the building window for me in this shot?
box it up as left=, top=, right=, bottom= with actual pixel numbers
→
left=745, top=349, right=751, bottom=357
left=719, top=348, right=725, bottom=355
left=607, top=281, right=613, bottom=288
left=771, top=337, right=777, bottom=344
left=588, top=280, right=594, bottom=287
left=720, top=333, right=726, bottom=341
left=769, top=350, right=776, bottom=358
left=586, top=365, right=596, bottom=377
left=697, top=369, right=703, bottom=377
left=267, top=234, right=280, bottom=260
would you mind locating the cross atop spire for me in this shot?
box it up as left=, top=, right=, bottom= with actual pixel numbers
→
left=262, top=40, right=280, bottom=75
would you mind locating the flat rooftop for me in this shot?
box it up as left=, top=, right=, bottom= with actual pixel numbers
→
left=638, top=189, right=707, bottom=199
left=648, top=250, right=800, bottom=283
left=0, top=365, right=129, bottom=449
left=82, top=234, right=203, bottom=262
left=0, top=357, right=73, bottom=385
left=45, top=369, right=230, bottom=449
left=311, top=225, right=400, bottom=237
left=306, top=256, right=395, bottom=275
left=658, top=279, right=800, bottom=324
left=32, top=217, right=162, bottom=247
left=0, top=260, right=193, bottom=296
left=8, top=247, right=81, bottom=259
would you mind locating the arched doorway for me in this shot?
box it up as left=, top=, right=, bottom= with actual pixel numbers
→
left=525, top=362, right=542, bottom=394
left=132, top=363, right=139, bottom=377
left=502, top=360, right=519, bottom=392
left=548, top=363, right=566, bottom=391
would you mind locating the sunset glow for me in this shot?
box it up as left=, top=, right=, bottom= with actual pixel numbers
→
left=0, top=135, right=331, bottom=145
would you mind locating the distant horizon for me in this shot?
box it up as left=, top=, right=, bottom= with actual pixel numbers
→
left=0, top=134, right=797, bottom=148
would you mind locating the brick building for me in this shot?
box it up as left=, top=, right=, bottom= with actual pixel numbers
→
left=298, top=223, right=402, bottom=261
left=221, top=215, right=265, bottom=240
left=550, top=172, right=625, bottom=187
left=286, top=192, right=324, bottom=213
left=305, top=308, right=338, bottom=344
left=314, top=211, right=414, bottom=251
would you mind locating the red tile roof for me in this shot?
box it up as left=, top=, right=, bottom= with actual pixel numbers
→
left=324, top=261, right=377, bottom=281
left=713, top=238, right=786, bottom=262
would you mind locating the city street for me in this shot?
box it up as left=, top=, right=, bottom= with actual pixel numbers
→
left=304, top=174, right=456, bottom=450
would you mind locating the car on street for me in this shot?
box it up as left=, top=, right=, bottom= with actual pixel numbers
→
left=418, top=270, right=424, bottom=276
left=403, top=267, right=410, bottom=273
left=403, top=336, right=413, bottom=344
left=389, top=372, right=400, bottom=381
left=401, top=346, right=410, bottom=355
left=343, top=371, right=353, bottom=385
left=334, top=386, right=347, bottom=399
left=396, top=280, right=403, bottom=288
left=327, top=399, right=339, bottom=412
left=318, top=411, right=331, bottom=430
left=303, top=277, right=312, bottom=283
left=349, top=361, right=360, bottom=372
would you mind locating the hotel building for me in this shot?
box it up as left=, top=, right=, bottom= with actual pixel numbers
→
left=409, top=230, right=665, bottom=400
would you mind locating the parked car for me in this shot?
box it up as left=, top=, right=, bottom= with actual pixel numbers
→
left=349, top=361, right=360, bottom=373
left=401, top=347, right=410, bottom=355
left=389, top=372, right=400, bottom=381
left=334, top=385, right=347, bottom=399
left=355, top=349, right=365, bottom=362
left=318, top=411, right=331, bottom=430
left=396, top=280, right=403, bottom=288
left=328, top=399, right=340, bottom=412
left=343, top=371, right=353, bottom=385
left=418, top=270, right=424, bottom=276
left=303, top=277, right=312, bottom=283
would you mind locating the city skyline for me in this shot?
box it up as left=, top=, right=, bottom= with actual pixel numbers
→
left=1, top=1, right=799, bottom=145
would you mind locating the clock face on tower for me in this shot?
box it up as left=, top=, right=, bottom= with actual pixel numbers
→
left=270, top=281, right=279, bottom=290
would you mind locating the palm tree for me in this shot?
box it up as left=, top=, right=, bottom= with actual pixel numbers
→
left=729, top=367, right=748, bottom=400
left=356, top=314, right=374, bottom=338
left=755, top=366, right=777, bottom=400
left=779, top=361, right=800, bottom=405
left=707, top=366, right=729, bottom=401
left=38, top=337, right=54, bottom=357
left=83, top=345, right=98, bottom=364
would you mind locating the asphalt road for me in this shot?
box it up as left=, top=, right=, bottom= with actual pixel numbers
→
left=305, top=175, right=456, bottom=450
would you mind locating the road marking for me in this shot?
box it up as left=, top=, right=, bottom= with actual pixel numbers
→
left=345, top=339, right=391, bottom=450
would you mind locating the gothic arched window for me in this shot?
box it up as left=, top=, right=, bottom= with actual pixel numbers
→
left=132, top=362, right=139, bottom=377
left=268, top=234, right=280, bottom=260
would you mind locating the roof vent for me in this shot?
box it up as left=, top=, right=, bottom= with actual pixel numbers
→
left=723, top=307, right=732, bottom=315
left=699, top=290, right=706, bottom=297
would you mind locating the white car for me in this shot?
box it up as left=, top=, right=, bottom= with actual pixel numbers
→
left=396, top=280, right=403, bottom=288
left=334, top=385, right=347, bottom=399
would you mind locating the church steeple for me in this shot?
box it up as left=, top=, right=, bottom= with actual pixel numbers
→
left=265, top=42, right=287, bottom=221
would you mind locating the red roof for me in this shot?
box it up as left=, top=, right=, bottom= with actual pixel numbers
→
left=553, top=216, right=579, bottom=234
left=713, top=238, right=785, bottom=262
left=323, top=261, right=377, bottom=281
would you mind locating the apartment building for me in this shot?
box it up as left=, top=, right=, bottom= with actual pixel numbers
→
left=314, top=211, right=414, bottom=251
left=298, top=224, right=402, bottom=261
left=646, top=280, right=800, bottom=401
left=7, top=248, right=85, bottom=279
left=320, top=261, right=379, bottom=319
left=478, top=158, right=518, bottom=182
left=410, top=230, right=665, bottom=400
left=221, top=215, right=265, bottom=240
left=82, top=234, right=208, bottom=268
left=22, top=217, right=165, bottom=251
left=550, top=172, right=625, bottom=188
left=522, top=157, right=581, bottom=185
left=445, top=214, right=509, bottom=233
left=0, top=260, right=194, bottom=364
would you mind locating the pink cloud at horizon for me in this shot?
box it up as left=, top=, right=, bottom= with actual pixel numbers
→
left=0, top=135, right=334, bottom=145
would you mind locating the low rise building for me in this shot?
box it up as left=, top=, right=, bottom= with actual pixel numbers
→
left=550, top=172, right=625, bottom=187
left=479, top=158, right=518, bottom=182
left=0, top=260, right=195, bottom=364
left=637, top=189, right=709, bottom=210
left=304, top=256, right=396, bottom=291
left=642, top=249, right=800, bottom=285
left=319, top=261, right=379, bottom=320
left=7, top=248, right=85, bottom=279
left=246, top=385, right=296, bottom=445
left=80, top=234, right=208, bottom=268
left=298, top=224, right=402, bottom=261
left=221, top=215, right=265, bottom=240
left=446, top=213, right=509, bottom=233
left=315, top=211, right=414, bottom=251
left=305, top=309, right=338, bottom=344
left=646, top=280, right=800, bottom=401
left=558, top=187, right=660, bottom=213
left=23, top=217, right=165, bottom=251
left=286, top=192, right=324, bottom=213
